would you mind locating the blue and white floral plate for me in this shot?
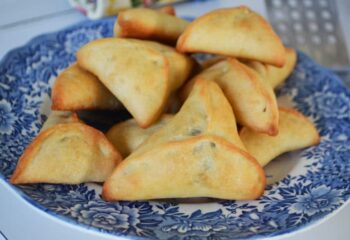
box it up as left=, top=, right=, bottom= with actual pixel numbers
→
left=0, top=18, right=350, bottom=240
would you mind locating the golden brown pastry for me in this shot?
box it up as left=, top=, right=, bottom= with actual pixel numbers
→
left=243, top=48, right=297, bottom=89
left=76, top=38, right=168, bottom=128
left=240, top=108, right=320, bottom=166
left=200, top=56, right=226, bottom=70
left=158, top=5, right=176, bottom=16
left=51, top=63, right=121, bottom=110
left=77, top=38, right=194, bottom=128
left=114, top=8, right=189, bottom=44
left=181, top=58, right=279, bottom=136
left=132, top=79, right=246, bottom=153
left=133, top=39, right=196, bottom=90
left=40, top=111, right=80, bottom=132
left=177, top=6, right=286, bottom=67
left=107, top=114, right=173, bottom=158
left=103, top=79, right=265, bottom=201
left=11, top=122, right=122, bottom=184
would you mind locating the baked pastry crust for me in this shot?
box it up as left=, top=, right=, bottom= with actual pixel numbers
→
left=107, top=114, right=173, bottom=158
left=103, top=80, right=265, bottom=201
left=114, top=8, right=189, bottom=44
left=181, top=58, right=279, bottom=136
left=243, top=48, right=297, bottom=89
left=77, top=38, right=194, bottom=127
left=240, top=108, right=320, bottom=166
left=11, top=122, right=122, bottom=184
left=52, top=63, right=121, bottom=111
left=177, top=6, right=286, bottom=67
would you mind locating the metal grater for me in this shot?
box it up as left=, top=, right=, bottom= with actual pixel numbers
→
left=265, top=0, right=349, bottom=69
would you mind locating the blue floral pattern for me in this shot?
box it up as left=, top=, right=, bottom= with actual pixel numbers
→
left=290, top=185, right=343, bottom=216
left=0, top=100, right=15, bottom=134
left=0, top=18, right=349, bottom=239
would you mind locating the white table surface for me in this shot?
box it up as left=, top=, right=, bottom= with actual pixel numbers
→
left=0, top=0, right=349, bottom=239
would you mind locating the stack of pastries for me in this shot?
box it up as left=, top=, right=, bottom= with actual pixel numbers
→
left=11, top=6, right=320, bottom=201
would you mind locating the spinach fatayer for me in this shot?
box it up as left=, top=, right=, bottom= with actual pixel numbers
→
left=11, top=6, right=319, bottom=202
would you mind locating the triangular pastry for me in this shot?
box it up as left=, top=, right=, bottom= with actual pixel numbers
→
left=159, top=5, right=176, bottom=16
left=134, top=39, right=196, bottom=90
left=40, top=111, right=80, bottom=132
left=52, top=63, right=121, bottom=111
left=114, top=8, right=189, bottom=44
left=103, top=79, right=265, bottom=201
left=77, top=38, right=194, bottom=128
left=107, top=114, right=173, bottom=158
left=240, top=108, right=320, bottom=166
left=177, top=6, right=286, bottom=67
left=243, top=48, right=297, bottom=89
left=11, top=122, right=122, bottom=184
left=181, top=58, right=279, bottom=136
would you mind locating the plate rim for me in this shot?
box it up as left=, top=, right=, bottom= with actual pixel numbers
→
left=1, top=173, right=350, bottom=239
